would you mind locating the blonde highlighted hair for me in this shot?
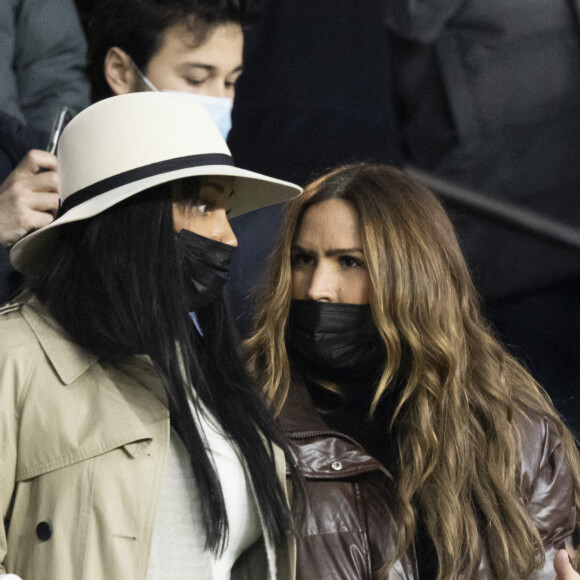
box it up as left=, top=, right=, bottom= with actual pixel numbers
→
left=244, top=163, right=580, bottom=579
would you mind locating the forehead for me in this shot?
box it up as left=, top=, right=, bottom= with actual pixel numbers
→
left=295, top=199, right=362, bottom=246
left=174, top=175, right=234, bottom=199
left=200, top=175, right=234, bottom=195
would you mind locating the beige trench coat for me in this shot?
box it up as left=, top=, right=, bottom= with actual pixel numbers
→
left=0, top=300, right=295, bottom=579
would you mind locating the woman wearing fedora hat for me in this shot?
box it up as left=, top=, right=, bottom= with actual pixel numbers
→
left=0, top=92, right=302, bottom=579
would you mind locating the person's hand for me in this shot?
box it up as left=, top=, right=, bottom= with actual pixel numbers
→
left=0, top=150, right=59, bottom=247
left=555, top=549, right=580, bottom=579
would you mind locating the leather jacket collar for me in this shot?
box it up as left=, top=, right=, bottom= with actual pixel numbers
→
left=278, top=380, right=393, bottom=481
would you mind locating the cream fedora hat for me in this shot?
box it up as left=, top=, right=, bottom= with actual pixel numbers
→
left=10, top=92, right=301, bottom=274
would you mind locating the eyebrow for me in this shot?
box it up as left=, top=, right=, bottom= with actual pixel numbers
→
left=326, top=248, right=364, bottom=256
left=177, top=63, right=243, bottom=74
left=201, top=180, right=235, bottom=199
left=203, top=180, right=225, bottom=192
left=292, top=244, right=364, bottom=256
left=178, top=63, right=215, bottom=74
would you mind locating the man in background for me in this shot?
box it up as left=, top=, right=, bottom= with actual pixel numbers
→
left=0, top=0, right=90, bottom=133
left=384, top=0, right=580, bottom=432
left=0, top=0, right=257, bottom=304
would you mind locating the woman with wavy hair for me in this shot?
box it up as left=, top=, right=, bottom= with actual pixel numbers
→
left=244, top=162, right=580, bottom=579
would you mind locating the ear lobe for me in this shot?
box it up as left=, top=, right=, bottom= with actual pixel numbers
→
left=104, top=47, right=136, bottom=96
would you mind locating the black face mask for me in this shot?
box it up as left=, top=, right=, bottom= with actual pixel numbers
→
left=286, top=300, right=386, bottom=386
left=175, top=229, right=235, bottom=310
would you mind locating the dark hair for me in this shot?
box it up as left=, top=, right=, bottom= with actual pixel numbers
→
left=86, top=0, right=260, bottom=102
left=26, top=180, right=297, bottom=553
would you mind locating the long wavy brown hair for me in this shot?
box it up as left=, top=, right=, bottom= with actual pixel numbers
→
left=244, top=163, right=580, bottom=579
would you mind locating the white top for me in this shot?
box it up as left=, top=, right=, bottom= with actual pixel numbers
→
left=147, top=408, right=261, bottom=579
left=200, top=408, right=262, bottom=577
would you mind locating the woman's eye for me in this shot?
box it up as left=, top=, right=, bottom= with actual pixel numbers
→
left=291, top=252, right=314, bottom=267
left=191, top=204, right=213, bottom=216
left=179, top=196, right=200, bottom=208
left=339, top=255, right=363, bottom=268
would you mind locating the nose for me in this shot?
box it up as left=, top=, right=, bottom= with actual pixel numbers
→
left=210, top=210, right=238, bottom=247
left=306, top=264, right=337, bottom=302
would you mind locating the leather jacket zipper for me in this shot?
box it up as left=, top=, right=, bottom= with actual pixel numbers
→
left=291, top=429, right=367, bottom=450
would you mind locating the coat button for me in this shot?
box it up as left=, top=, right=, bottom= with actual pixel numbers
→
left=36, top=521, right=52, bottom=541
left=331, top=461, right=343, bottom=471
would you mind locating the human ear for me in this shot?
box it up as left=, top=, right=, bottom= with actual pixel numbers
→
left=104, top=47, right=136, bottom=96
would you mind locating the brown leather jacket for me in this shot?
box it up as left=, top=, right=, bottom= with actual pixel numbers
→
left=279, top=381, right=418, bottom=579
left=279, top=381, right=576, bottom=579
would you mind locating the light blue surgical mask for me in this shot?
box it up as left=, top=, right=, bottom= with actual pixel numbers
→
left=138, top=73, right=233, bottom=140
left=163, top=91, right=233, bottom=141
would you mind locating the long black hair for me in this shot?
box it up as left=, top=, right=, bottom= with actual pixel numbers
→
left=26, top=180, right=298, bottom=553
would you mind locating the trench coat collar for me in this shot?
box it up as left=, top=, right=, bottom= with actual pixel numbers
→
left=20, top=297, right=167, bottom=404
left=21, top=296, right=99, bottom=385
left=14, top=297, right=169, bottom=481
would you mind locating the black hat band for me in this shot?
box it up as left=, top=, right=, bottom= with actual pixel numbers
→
left=58, top=153, right=234, bottom=217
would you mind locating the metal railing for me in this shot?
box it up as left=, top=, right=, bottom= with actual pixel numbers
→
left=405, top=166, right=580, bottom=254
